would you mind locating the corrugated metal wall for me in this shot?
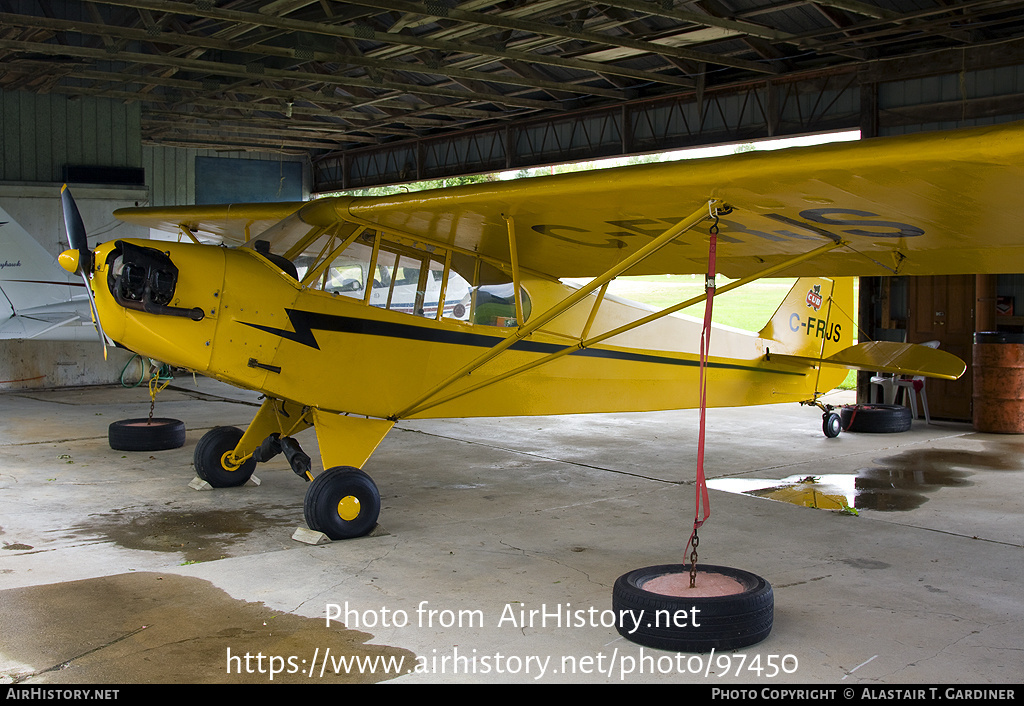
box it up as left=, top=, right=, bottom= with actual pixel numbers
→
left=0, top=89, right=142, bottom=183
left=879, top=64, right=1024, bottom=136
left=1, top=89, right=308, bottom=206
left=142, top=145, right=192, bottom=207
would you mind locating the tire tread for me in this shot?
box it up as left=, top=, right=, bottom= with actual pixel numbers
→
left=612, top=564, right=773, bottom=652
left=108, top=418, right=186, bottom=451
left=840, top=404, right=912, bottom=433
left=194, top=426, right=256, bottom=487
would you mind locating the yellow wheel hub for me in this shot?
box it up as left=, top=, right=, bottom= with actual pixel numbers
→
left=220, top=450, right=241, bottom=472
left=337, top=495, right=361, bottom=521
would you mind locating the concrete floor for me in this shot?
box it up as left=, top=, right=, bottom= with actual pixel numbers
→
left=0, top=378, right=1021, bottom=685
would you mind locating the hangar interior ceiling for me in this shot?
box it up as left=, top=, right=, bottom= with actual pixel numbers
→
left=2, top=0, right=1024, bottom=192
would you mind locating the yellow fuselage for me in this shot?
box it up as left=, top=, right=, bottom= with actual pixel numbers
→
left=92, top=239, right=845, bottom=421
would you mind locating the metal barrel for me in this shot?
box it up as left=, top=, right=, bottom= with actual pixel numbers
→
left=973, top=332, right=1024, bottom=433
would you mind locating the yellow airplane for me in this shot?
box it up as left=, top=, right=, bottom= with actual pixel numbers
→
left=57, top=121, right=1024, bottom=540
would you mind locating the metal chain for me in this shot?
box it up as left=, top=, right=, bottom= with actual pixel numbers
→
left=148, top=366, right=157, bottom=424
left=689, top=531, right=699, bottom=588
left=147, top=360, right=171, bottom=424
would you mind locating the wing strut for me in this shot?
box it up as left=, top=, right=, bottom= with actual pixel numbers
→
left=393, top=198, right=729, bottom=420
left=397, top=235, right=848, bottom=419
left=503, top=214, right=526, bottom=325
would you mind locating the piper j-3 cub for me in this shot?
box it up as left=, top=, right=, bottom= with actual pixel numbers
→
left=58, top=122, right=1024, bottom=540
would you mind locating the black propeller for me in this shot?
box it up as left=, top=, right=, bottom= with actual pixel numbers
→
left=60, top=184, right=91, bottom=275
left=59, top=185, right=111, bottom=356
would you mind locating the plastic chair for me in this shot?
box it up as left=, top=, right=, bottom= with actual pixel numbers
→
left=894, top=340, right=940, bottom=423
left=869, top=329, right=908, bottom=404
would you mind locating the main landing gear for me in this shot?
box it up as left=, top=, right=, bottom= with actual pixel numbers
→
left=192, top=425, right=382, bottom=540
left=194, top=426, right=257, bottom=487
left=304, top=467, right=381, bottom=540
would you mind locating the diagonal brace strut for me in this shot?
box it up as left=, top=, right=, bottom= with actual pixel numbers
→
left=393, top=199, right=726, bottom=420
left=401, top=236, right=847, bottom=418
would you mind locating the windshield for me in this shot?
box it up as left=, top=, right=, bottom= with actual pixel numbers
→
left=241, top=210, right=322, bottom=256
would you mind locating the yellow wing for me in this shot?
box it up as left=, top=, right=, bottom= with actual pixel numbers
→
left=114, top=202, right=305, bottom=244
left=115, top=121, right=1024, bottom=279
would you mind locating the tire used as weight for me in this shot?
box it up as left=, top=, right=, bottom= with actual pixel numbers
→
left=840, top=404, right=912, bottom=433
left=108, top=417, right=186, bottom=451
left=612, top=564, right=773, bottom=653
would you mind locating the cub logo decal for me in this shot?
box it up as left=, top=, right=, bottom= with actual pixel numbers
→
left=805, top=285, right=823, bottom=311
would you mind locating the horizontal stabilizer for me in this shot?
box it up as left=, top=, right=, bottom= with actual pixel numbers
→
left=770, top=341, right=966, bottom=380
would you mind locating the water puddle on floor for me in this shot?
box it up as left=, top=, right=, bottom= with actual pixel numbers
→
left=0, top=572, right=415, bottom=683
left=709, top=446, right=1020, bottom=512
left=60, top=507, right=302, bottom=563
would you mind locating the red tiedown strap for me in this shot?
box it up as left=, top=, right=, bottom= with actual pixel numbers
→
left=687, top=210, right=718, bottom=556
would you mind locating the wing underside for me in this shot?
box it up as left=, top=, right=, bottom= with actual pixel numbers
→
left=0, top=312, right=81, bottom=340
left=114, top=121, right=1024, bottom=280
left=114, top=202, right=305, bottom=244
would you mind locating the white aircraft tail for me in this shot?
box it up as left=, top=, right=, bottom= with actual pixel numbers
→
left=757, top=277, right=855, bottom=359
left=0, top=204, right=89, bottom=339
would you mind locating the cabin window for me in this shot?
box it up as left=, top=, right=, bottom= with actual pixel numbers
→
left=324, top=241, right=375, bottom=299
left=372, top=247, right=426, bottom=315
left=303, top=230, right=530, bottom=326
left=471, top=261, right=532, bottom=327
left=296, top=239, right=371, bottom=299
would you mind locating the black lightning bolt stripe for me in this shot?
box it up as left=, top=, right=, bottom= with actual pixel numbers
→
left=243, top=309, right=510, bottom=351
left=242, top=309, right=803, bottom=376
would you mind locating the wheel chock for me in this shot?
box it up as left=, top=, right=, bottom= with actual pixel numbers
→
left=292, top=527, right=331, bottom=545
left=291, top=525, right=388, bottom=544
left=189, top=476, right=212, bottom=491
left=188, top=474, right=260, bottom=490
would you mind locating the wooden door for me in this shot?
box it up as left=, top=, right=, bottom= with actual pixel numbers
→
left=906, top=275, right=975, bottom=421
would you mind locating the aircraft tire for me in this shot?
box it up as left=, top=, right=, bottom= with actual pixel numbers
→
left=612, top=564, right=773, bottom=653
left=194, top=426, right=256, bottom=487
left=304, top=467, right=380, bottom=540
left=840, top=404, right=912, bottom=433
left=108, top=418, right=186, bottom=452
left=823, top=412, right=842, bottom=438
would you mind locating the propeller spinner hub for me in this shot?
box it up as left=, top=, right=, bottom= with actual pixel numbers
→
left=58, top=248, right=82, bottom=275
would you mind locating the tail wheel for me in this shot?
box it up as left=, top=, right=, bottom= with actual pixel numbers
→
left=823, top=412, right=842, bottom=438
left=304, top=467, right=380, bottom=540
left=194, top=426, right=256, bottom=487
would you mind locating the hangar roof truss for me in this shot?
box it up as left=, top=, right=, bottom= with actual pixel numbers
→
left=1, top=1, right=1024, bottom=158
